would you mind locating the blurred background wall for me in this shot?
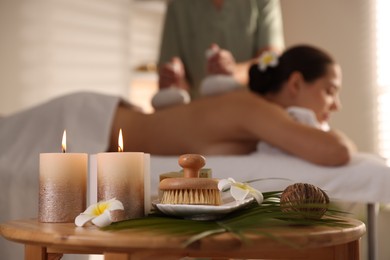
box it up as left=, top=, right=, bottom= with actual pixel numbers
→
left=0, top=0, right=131, bottom=115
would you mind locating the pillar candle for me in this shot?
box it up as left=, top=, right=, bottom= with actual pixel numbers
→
left=39, top=153, right=87, bottom=222
left=97, top=152, right=146, bottom=219
left=39, top=130, right=87, bottom=223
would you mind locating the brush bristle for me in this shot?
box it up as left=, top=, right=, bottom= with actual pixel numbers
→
left=161, top=189, right=221, bottom=205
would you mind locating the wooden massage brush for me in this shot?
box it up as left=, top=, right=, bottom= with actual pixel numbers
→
left=159, top=154, right=221, bottom=205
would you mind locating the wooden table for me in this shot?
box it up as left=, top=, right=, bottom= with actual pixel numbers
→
left=0, top=218, right=365, bottom=260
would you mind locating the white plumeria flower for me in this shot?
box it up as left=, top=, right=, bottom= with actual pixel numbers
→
left=75, top=198, right=124, bottom=227
left=218, top=178, right=264, bottom=205
left=258, top=51, right=279, bottom=71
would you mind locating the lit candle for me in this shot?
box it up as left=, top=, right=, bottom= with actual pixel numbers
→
left=97, top=129, right=149, bottom=219
left=39, top=130, right=87, bottom=222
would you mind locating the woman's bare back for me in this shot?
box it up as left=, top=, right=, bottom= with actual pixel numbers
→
left=112, top=90, right=259, bottom=155
left=110, top=90, right=354, bottom=166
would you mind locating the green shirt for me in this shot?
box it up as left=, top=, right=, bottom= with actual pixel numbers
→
left=158, top=0, right=284, bottom=98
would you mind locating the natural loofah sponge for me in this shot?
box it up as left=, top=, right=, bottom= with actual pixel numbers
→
left=280, top=183, right=329, bottom=219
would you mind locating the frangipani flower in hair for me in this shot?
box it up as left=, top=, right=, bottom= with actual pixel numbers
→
left=258, top=51, right=279, bottom=71
left=75, top=198, right=124, bottom=227
left=218, top=178, right=264, bottom=205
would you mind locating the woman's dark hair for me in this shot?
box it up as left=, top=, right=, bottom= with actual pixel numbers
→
left=249, top=45, right=335, bottom=95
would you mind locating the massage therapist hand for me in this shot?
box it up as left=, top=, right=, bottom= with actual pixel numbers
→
left=206, top=44, right=236, bottom=76
left=158, top=57, right=189, bottom=91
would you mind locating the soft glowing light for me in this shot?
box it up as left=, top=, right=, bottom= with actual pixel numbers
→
left=376, top=0, right=390, bottom=86
left=61, top=130, right=67, bottom=153
left=376, top=0, right=390, bottom=161
left=118, top=128, right=123, bottom=152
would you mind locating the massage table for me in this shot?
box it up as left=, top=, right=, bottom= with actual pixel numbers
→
left=151, top=152, right=390, bottom=260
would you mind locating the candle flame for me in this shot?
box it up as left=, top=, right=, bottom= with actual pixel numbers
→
left=62, top=130, right=67, bottom=153
left=118, top=128, right=123, bottom=152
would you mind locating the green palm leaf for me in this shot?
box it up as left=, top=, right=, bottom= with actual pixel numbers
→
left=103, top=190, right=351, bottom=248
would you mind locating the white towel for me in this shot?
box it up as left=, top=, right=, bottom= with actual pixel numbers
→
left=257, top=106, right=329, bottom=153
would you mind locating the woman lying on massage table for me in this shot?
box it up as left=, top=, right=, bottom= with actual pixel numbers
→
left=111, top=44, right=356, bottom=166
left=0, top=45, right=355, bottom=168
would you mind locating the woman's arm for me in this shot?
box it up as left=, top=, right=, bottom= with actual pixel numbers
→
left=239, top=92, right=356, bottom=166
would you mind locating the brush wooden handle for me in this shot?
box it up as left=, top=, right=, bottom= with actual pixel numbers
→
left=178, top=154, right=206, bottom=178
left=160, top=154, right=220, bottom=205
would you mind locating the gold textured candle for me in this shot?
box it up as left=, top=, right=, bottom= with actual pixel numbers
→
left=97, top=129, right=147, bottom=219
left=39, top=130, right=87, bottom=222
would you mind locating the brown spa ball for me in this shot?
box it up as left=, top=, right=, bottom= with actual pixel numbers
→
left=280, top=183, right=330, bottom=219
